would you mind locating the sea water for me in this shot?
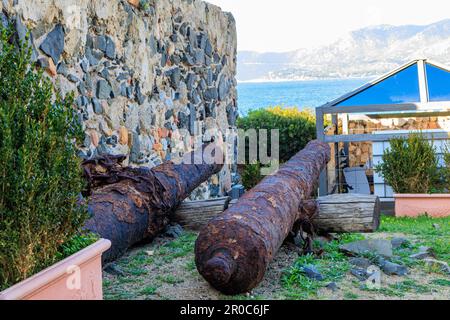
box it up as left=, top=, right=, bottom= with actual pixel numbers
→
left=237, top=78, right=370, bottom=115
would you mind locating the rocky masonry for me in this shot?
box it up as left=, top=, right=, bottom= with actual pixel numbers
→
left=0, top=0, right=238, bottom=199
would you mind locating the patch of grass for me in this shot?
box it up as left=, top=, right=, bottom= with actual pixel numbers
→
left=430, top=278, right=450, bottom=287
left=336, top=233, right=366, bottom=244
left=421, top=237, right=450, bottom=264
left=389, top=279, right=430, bottom=294
left=103, top=279, right=111, bottom=287
left=125, top=267, right=147, bottom=277
left=104, top=290, right=136, bottom=300
left=359, top=251, right=383, bottom=264
left=158, top=275, right=184, bottom=285
left=379, top=216, right=449, bottom=237
left=379, top=216, right=450, bottom=264
left=117, top=276, right=140, bottom=284
left=282, top=234, right=360, bottom=300
left=344, top=292, right=359, bottom=300
left=184, top=259, right=196, bottom=272
left=157, top=233, right=197, bottom=263
left=125, top=251, right=154, bottom=270
left=140, top=285, right=159, bottom=296
left=360, top=279, right=431, bottom=298
left=363, top=286, right=403, bottom=297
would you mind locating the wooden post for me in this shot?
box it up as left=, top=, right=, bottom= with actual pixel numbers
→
left=316, top=108, right=328, bottom=196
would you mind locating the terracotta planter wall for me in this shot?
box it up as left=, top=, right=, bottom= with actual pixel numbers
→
left=394, top=194, right=450, bottom=218
left=0, top=239, right=111, bottom=300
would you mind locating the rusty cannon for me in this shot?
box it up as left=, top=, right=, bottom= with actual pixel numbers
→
left=83, top=144, right=223, bottom=262
left=194, top=140, right=331, bottom=295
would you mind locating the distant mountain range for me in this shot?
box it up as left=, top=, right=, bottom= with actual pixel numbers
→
left=238, top=19, right=450, bottom=82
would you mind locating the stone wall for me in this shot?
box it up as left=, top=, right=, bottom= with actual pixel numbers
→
left=1, top=0, right=238, bottom=199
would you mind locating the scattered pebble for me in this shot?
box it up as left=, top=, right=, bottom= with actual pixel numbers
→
left=340, top=239, right=393, bottom=258
left=409, top=252, right=433, bottom=260
left=104, top=263, right=127, bottom=277
left=424, top=259, right=450, bottom=275
left=349, top=257, right=372, bottom=269
left=391, top=237, right=410, bottom=249
left=350, top=268, right=369, bottom=281
left=164, top=224, right=184, bottom=238
left=302, top=265, right=324, bottom=281
left=410, top=247, right=435, bottom=260
left=378, top=258, right=408, bottom=276
left=325, top=282, right=339, bottom=292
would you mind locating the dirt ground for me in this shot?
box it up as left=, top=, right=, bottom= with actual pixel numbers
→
left=103, top=230, right=450, bottom=300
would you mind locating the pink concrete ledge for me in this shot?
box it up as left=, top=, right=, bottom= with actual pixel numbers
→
left=0, top=239, right=111, bottom=300
left=394, top=193, right=450, bottom=218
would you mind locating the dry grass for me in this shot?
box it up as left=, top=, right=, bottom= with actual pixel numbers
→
left=103, top=216, right=450, bottom=300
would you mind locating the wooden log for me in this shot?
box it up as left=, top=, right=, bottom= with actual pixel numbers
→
left=313, top=194, right=381, bottom=233
left=174, top=194, right=380, bottom=234
left=172, top=197, right=231, bottom=230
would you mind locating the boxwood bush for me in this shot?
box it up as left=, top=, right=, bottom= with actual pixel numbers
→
left=237, top=106, right=317, bottom=189
left=375, top=133, right=441, bottom=194
left=0, top=26, right=88, bottom=290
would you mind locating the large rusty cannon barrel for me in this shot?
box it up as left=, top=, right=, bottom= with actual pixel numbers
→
left=195, top=140, right=330, bottom=294
left=84, top=144, right=223, bottom=262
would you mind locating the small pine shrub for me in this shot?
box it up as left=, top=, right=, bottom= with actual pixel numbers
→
left=374, top=133, right=440, bottom=194
left=442, top=143, right=450, bottom=191
left=0, top=26, right=88, bottom=290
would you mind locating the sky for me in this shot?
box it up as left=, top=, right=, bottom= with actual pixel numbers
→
left=206, top=0, right=450, bottom=52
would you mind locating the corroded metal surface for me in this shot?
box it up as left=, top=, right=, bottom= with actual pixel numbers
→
left=83, top=145, right=223, bottom=262
left=195, top=140, right=330, bottom=294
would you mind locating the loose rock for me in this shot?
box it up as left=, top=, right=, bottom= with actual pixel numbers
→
left=164, top=224, right=184, bottom=238
left=349, top=257, right=372, bottom=269
left=378, top=259, right=408, bottom=276
left=325, top=282, right=339, bottom=292
left=391, top=237, right=410, bottom=249
left=301, top=265, right=324, bottom=281
left=104, top=263, right=127, bottom=277
left=423, top=259, right=450, bottom=275
left=340, top=239, right=393, bottom=258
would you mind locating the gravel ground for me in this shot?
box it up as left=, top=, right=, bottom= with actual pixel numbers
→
left=103, top=228, right=450, bottom=300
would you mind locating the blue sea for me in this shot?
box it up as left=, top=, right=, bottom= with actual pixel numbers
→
left=237, top=79, right=370, bottom=115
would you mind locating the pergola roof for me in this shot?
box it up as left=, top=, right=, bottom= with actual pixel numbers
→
left=315, top=59, right=450, bottom=196
left=318, top=58, right=450, bottom=115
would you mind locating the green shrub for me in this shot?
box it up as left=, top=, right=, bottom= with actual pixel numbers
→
left=241, top=163, right=263, bottom=190
left=0, top=27, right=88, bottom=289
left=442, top=143, right=450, bottom=191
left=237, top=107, right=317, bottom=189
left=55, top=233, right=99, bottom=261
left=237, top=106, right=317, bottom=163
left=374, top=133, right=440, bottom=194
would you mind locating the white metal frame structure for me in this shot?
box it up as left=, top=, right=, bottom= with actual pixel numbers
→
left=316, top=58, right=450, bottom=195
